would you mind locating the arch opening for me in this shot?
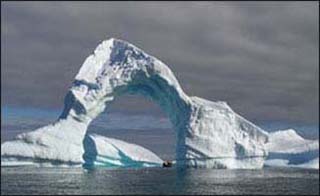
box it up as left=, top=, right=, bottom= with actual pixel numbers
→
left=76, top=65, right=192, bottom=168
left=86, top=94, right=176, bottom=162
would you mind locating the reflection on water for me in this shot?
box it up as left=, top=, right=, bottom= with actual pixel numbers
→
left=1, top=167, right=319, bottom=195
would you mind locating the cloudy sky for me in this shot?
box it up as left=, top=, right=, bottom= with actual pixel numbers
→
left=1, top=2, right=319, bottom=128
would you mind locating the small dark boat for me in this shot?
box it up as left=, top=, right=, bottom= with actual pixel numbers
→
left=162, top=160, right=173, bottom=168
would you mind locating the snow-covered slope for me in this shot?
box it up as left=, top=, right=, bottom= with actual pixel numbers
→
left=83, top=134, right=162, bottom=168
left=1, top=132, right=163, bottom=168
left=265, top=129, right=319, bottom=169
left=1, top=38, right=269, bottom=169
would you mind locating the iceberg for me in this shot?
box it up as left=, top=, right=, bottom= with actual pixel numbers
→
left=1, top=38, right=269, bottom=169
left=1, top=130, right=163, bottom=168
left=265, top=129, right=319, bottom=169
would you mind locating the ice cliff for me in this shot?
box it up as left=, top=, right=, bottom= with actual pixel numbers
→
left=1, top=38, right=270, bottom=169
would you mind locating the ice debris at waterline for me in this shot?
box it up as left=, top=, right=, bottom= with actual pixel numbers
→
left=2, top=38, right=271, bottom=169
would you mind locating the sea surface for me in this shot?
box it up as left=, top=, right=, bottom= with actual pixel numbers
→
left=1, top=106, right=319, bottom=195
left=1, top=167, right=319, bottom=195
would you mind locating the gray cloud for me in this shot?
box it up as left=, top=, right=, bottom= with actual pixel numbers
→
left=1, top=1, right=319, bottom=125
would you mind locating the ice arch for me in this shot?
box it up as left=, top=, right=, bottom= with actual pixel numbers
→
left=1, top=38, right=269, bottom=169
left=60, top=39, right=191, bottom=164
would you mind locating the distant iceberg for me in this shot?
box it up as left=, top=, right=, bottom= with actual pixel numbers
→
left=265, top=129, right=319, bottom=169
left=2, top=38, right=275, bottom=169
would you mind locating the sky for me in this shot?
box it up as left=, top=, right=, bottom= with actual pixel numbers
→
left=1, top=2, right=319, bottom=130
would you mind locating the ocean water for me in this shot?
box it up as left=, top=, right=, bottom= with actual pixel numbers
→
left=1, top=167, right=319, bottom=195
left=1, top=106, right=319, bottom=195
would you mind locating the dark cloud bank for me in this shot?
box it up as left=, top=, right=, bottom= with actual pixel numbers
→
left=1, top=2, right=319, bottom=133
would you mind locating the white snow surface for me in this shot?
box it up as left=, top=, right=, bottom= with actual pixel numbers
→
left=83, top=134, right=163, bottom=168
left=265, top=129, right=319, bottom=169
left=267, top=129, right=318, bottom=154
left=1, top=126, right=163, bottom=168
left=1, top=38, right=270, bottom=169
